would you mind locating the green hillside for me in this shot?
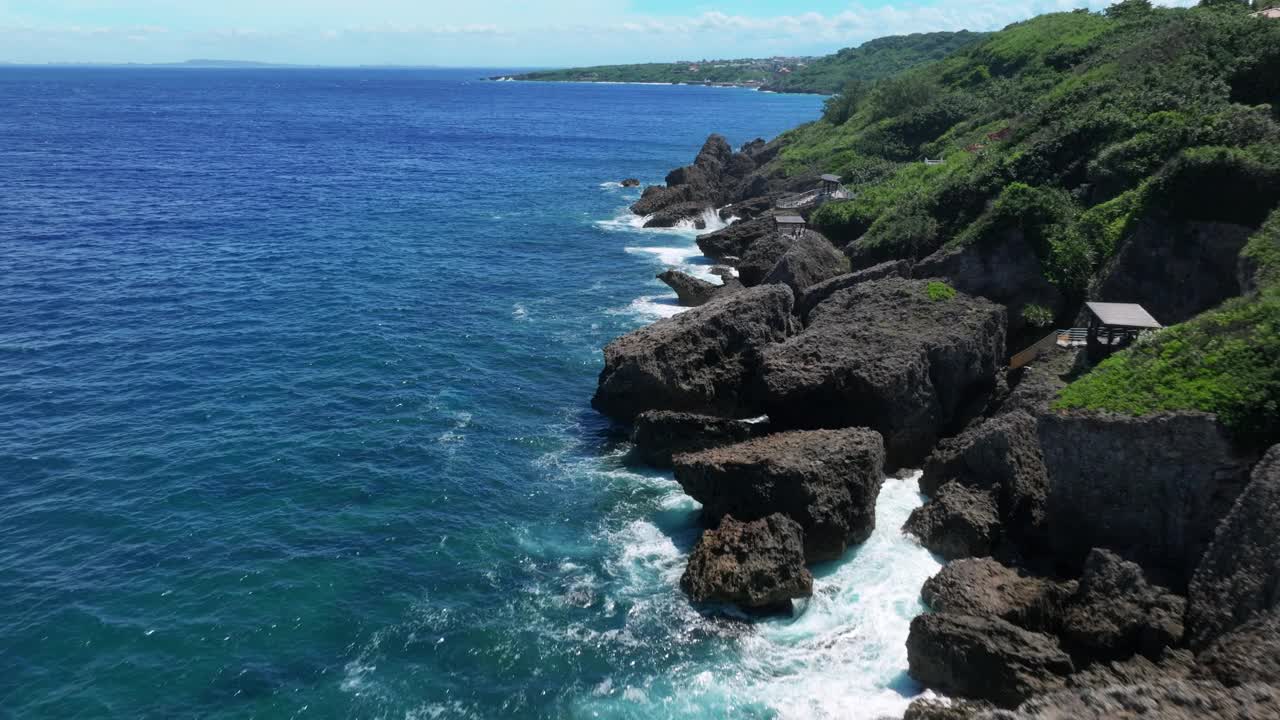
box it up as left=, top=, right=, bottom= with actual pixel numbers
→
left=761, top=31, right=989, bottom=94
left=776, top=0, right=1279, bottom=446
left=499, top=31, right=988, bottom=94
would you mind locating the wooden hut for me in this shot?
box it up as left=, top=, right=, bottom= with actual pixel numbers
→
left=774, top=214, right=807, bottom=239
left=1084, top=302, right=1162, bottom=358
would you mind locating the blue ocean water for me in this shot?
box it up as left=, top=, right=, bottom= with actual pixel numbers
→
left=0, top=68, right=940, bottom=719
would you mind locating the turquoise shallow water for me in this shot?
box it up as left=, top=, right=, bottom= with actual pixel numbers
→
left=0, top=67, right=940, bottom=719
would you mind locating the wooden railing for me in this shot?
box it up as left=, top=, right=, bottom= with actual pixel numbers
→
left=1009, top=330, right=1063, bottom=369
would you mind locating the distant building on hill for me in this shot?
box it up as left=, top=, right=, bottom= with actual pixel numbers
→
left=1252, top=6, right=1280, bottom=18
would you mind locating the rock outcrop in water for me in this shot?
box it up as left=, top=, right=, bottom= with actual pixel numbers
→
left=656, top=269, right=741, bottom=307
left=631, top=134, right=778, bottom=228
left=680, top=513, right=813, bottom=613
left=672, top=428, right=885, bottom=562
left=907, top=612, right=1075, bottom=707
left=904, top=481, right=1000, bottom=560
left=760, top=278, right=1005, bottom=467
left=697, top=216, right=772, bottom=261
left=630, top=410, right=769, bottom=468
left=592, top=284, right=796, bottom=421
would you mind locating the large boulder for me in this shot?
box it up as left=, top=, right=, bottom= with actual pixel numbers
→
left=1037, top=411, right=1257, bottom=589
left=1186, top=444, right=1280, bottom=648
left=921, top=411, right=1049, bottom=548
left=915, top=231, right=1064, bottom=338
left=697, top=217, right=772, bottom=261
left=761, top=231, right=851, bottom=296
left=761, top=278, right=1006, bottom=467
left=795, top=259, right=913, bottom=323
left=905, top=481, right=1000, bottom=561
left=592, top=284, right=796, bottom=422
left=655, top=269, right=740, bottom=307
left=672, top=428, right=885, bottom=562
left=642, top=201, right=712, bottom=229
left=1195, top=610, right=1280, bottom=688
left=907, top=612, right=1075, bottom=708
left=680, top=513, right=813, bottom=613
left=737, top=232, right=793, bottom=287
left=986, top=680, right=1280, bottom=719
left=631, top=134, right=760, bottom=221
left=905, top=699, right=994, bottom=720
left=1059, top=549, right=1186, bottom=662
left=922, top=558, right=1076, bottom=634
left=630, top=411, right=769, bottom=469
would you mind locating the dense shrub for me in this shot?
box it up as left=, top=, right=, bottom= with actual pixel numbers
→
left=1022, top=303, right=1056, bottom=327
left=1056, top=288, right=1280, bottom=448
left=1241, top=208, right=1280, bottom=291
left=927, top=281, right=957, bottom=302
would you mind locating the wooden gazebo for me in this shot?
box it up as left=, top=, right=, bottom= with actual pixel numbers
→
left=1084, top=302, right=1162, bottom=357
left=820, top=174, right=842, bottom=195
left=775, top=214, right=807, bottom=239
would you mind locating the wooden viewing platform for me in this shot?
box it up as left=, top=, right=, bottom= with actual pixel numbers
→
left=1008, top=302, right=1163, bottom=369
left=776, top=174, right=852, bottom=210
left=775, top=214, right=807, bottom=239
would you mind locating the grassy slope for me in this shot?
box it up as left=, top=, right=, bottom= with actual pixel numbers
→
left=756, top=3, right=1279, bottom=446
left=504, top=31, right=988, bottom=94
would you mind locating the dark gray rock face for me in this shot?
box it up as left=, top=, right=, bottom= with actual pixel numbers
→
left=680, top=513, right=813, bottom=613
left=1186, top=444, right=1280, bottom=648
left=1091, top=218, right=1254, bottom=326
left=592, top=284, right=797, bottom=422
left=717, top=195, right=776, bottom=222
left=1195, top=610, right=1280, bottom=688
left=905, top=698, right=994, bottom=720
left=985, top=680, right=1280, bottom=719
left=921, top=411, right=1049, bottom=547
left=796, top=259, right=913, bottom=323
left=642, top=201, right=712, bottom=229
left=915, top=231, right=1064, bottom=337
left=922, top=558, right=1076, bottom=634
left=657, top=270, right=719, bottom=307
left=905, top=481, right=1000, bottom=561
left=761, top=232, right=850, bottom=296
left=907, top=612, right=1074, bottom=708
left=629, top=411, right=769, bottom=469
left=655, top=270, right=741, bottom=308
left=672, top=428, right=885, bottom=562
left=697, top=217, right=772, bottom=261
left=761, top=278, right=1006, bottom=467
left=737, top=232, right=794, bottom=287
left=1059, top=549, right=1186, bottom=661
left=631, top=134, right=764, bottom=222
left=1037, top=411, right=1255, bottom=589
left=1066, top=649, right=1195, bottom=692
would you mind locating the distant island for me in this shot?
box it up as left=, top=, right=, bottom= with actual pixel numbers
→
left=493, top=31, right=988, bottom=94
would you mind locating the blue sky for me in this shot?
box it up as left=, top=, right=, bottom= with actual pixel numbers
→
left=0, top=0, right=1191, bottom=66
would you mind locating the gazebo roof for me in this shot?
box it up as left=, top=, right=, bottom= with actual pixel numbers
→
left=1085, top=302, right=1162, bottom=329
left=774, top=215, right=806, bottom=225
left=820, top=174, right=842, bottom=183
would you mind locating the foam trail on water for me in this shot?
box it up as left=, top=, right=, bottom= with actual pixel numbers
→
left=599, top=205, right=738, bottom=322
left=577, top=473, right=942, bottom=719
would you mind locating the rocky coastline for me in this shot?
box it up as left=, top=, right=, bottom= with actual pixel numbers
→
left=594, top=136, right=1280, bottom=717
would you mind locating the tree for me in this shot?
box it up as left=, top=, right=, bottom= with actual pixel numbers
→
left=1105, top=0, right=1153, bottom=19
left=822, top=79, right=869, bottom=126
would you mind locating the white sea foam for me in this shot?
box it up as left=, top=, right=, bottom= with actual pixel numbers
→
left=577, top=473, right=940, bottom=719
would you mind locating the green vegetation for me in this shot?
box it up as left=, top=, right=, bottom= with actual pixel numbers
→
left=768, top=32, right=989, bottom=95
left=1055, top=288, right=1280, bottom=447
left=503, top=31, right=988, bottom=95
left=755, top=3, right=1280, bottom=445
left=1022, top=304, right=1056, bottom=327
left=787, top=4, right=1280, bottom=295
left=927, top=281, right=957, bottom=302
